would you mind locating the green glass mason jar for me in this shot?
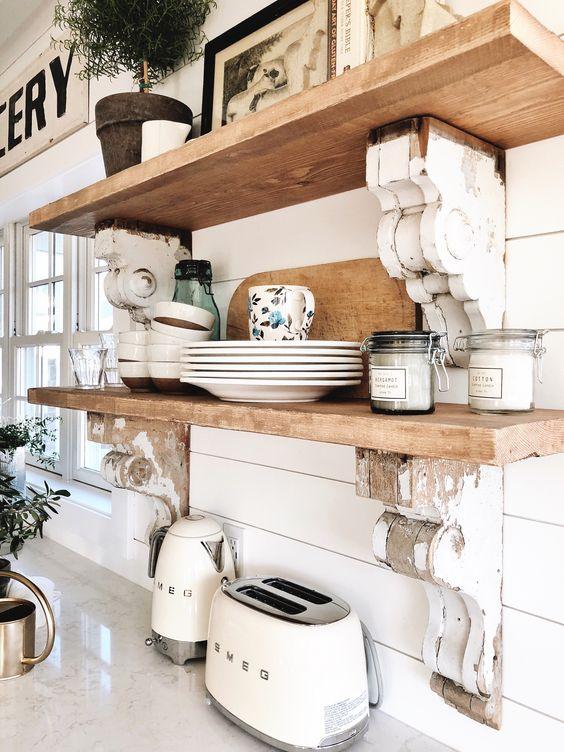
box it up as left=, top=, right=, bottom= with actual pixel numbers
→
left=172, top=260, right=220, bottom=340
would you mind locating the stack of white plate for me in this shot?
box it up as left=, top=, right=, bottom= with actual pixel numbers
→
left=180, top=341, right=362, bottom=402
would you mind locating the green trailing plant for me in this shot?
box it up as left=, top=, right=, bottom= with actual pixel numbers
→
left=0, top=416, right=60, bottom=470
left=54, top=0, right=216, bottom=91
left=0, top=474, right=70, bottom=557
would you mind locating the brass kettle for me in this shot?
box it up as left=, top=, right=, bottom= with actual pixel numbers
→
left=0, top=570, right=55, bottom=680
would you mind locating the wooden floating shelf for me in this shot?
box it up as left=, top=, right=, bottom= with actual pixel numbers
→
left=28, top=387, right=564, bottom=466
left=29, top=1, right=564, bottom=238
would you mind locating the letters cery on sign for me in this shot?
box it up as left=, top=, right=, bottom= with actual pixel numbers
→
left=0, top=46, right=88, bottom=178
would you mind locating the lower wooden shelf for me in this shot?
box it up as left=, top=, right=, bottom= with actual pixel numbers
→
left=28, top=386, right=564, bottom=466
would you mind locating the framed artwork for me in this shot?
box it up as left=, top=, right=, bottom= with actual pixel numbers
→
left=201, top=0, right=330, bottom=134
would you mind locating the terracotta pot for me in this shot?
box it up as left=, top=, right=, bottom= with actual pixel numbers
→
left=95, top=93, right=193, bottom=176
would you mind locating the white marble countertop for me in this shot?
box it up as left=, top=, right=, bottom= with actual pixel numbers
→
left=0, top=539, right=452, bottom=752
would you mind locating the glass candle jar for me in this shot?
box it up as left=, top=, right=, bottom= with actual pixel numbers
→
left=454, top=329, right=547, bottom=413
left=361, top=331, right=449, bottom=415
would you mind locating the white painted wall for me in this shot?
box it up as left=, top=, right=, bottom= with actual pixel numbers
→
left=1, top=2, right=563, bottom=750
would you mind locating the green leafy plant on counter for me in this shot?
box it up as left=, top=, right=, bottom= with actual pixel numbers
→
left=0, top=474, right=70, bottom=557
left=53, top=0, right=216, bottom=90
left=0, top=416, right=60, bottom=469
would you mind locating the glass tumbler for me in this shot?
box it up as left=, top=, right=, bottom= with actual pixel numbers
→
left=69, top=346, right=107, bottom=389
left=99, top=333, right=123, bottom=387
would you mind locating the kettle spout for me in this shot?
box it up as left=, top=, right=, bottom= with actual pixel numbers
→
left=201, top=539, right=225, bottom=572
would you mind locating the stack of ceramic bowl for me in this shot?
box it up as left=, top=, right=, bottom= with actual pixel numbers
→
left=117, top=331, right=152, bottom=391
left=148, top=302, right=215, bottom=393
left=179, top=341, right=363, bottom=402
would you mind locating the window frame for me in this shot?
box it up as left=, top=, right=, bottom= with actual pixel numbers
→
left=1, top=222, right=113, bottom=502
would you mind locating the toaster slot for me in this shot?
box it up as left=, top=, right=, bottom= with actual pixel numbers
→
left=236, top=585, right=306, bottom=615
left=263, top=577, right=332, bottom=605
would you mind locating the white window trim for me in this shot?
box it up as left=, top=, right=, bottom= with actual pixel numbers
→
left=0, top=221, right=113, bottom=496
left=27, top=465, right=112, bottom=517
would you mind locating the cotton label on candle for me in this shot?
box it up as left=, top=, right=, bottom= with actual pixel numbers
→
left=468, top=368, right=503, bottom=400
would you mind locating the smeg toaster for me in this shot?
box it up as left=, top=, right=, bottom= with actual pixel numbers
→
left=205, top=576, right=382, bottom=752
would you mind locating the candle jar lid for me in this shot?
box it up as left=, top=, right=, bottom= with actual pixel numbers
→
left=362, top=330, right=445, bottom=354
left=454, top=329, right=544, bottom=353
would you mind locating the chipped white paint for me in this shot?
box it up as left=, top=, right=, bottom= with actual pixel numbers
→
left=131, top=431, right=182, bottom=515
left=365, top=451, right=503, bottom=728
left=95, top=222, right=191, bottom=325
left=367, top=118, right=506, bottom=365
left=87, top=413, right=190, bottom=539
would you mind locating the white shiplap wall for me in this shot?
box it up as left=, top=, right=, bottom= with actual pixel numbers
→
left=1, top=1, right=563, bottom=750
left=184, top=128, right=564, bottom=749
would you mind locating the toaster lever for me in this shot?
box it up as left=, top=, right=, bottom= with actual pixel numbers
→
left=361, top=621, right=383, bottom=708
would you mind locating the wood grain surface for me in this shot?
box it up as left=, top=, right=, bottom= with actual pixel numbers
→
left=226, top=258, right=417, bottom=398
left=29, top=2, right=564, bottom=237
left=27, top=387, right=564, bottom=466
left=227, top=258, right=416, bottom=340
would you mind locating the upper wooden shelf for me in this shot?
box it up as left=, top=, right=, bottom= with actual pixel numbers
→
left=30, top=1, right=564, bottom=238
left=28, top=386, right=564, bottom=466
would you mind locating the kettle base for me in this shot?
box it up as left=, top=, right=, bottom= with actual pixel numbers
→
left=147, top=630, right=207, bottom=665
left=206, top=690, right=369, bottom=752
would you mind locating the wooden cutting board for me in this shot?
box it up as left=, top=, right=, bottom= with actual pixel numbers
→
left=227, top=258, right=418, bottom=398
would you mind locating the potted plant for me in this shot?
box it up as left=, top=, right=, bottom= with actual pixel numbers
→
left=0, top=473, right=70, bottom=569
left=54, top=0, right=216, bottom=175
left=0, top=416, right=60, bottom=493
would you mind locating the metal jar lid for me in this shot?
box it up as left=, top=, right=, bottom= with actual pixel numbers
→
left=361, top=330, right=445, bottom=353
left=454, top=329, right=543, bottom=353
left=175, top=259, right=213, bottom=282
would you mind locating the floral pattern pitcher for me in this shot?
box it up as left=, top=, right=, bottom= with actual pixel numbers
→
left=248, top=285, right=315, bottom=341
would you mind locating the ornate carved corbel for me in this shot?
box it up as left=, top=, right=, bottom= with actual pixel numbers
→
left=88, top=413, right=190, bottom=538
left=366, top=117, right=506, bottom=365
left=94, top=219, right=191, bottom=326
left=356, top=448, right=503, bottom=728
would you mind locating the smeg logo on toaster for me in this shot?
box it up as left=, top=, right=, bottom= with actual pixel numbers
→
left=156, top=581, right=192, bottom=597
left=214, top=642, right=270, bottom=681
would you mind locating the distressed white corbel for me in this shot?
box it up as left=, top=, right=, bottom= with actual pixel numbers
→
left=94, top=219, right=191, bottom=326
left=88, top=413, right=190, bottom=540
left=366, top=117, right=506, bottom=365
left=357, top=449, right=503, bottom=728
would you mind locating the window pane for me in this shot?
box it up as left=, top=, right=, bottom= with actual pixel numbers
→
left=30, top=232, right=50, bottom=281
left=54, top=235, right=64, bottom=276
left=53, top=280, right=63, bottom=333
left=0, top=292, right=3, bottom=337
left=16, top=347, right=61, bottom=462
left=17, top=346, right=60, bottom=395
left=29, top=284, right=50, bottom=334
left=96, top=271, right=113, bottom=331
left=42, top=346, right=60, bottom=388
left=0, top=244, right=3, bottom=289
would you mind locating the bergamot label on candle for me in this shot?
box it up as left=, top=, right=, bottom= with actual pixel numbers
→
left=468, top=367, right=503, bottom=399
left=371, top=367, right=408, bottom=401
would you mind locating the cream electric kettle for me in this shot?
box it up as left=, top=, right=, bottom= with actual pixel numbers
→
left=0, top=570, right=55, bottom=680
left=145, top=514, right=235, bottom=665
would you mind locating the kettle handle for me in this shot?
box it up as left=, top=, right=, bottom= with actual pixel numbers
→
left=361, top=621, right=383, bottom=708
left=0, top=570, right=55, bottom=666
left=147, top=526, right=169, bottom=578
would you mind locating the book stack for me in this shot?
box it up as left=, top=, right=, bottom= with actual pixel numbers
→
left=329, top=0, right=374, bottom=77
left=329, top=0, right=459, bottom=78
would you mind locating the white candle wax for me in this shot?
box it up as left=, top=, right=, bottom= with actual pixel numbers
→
left=369, top=351, right=434, bottom=412
left=467, top=350, right=534, bottom=412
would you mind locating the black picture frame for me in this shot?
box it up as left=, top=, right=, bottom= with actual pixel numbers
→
left=201, top=0, right=323, bottom=135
